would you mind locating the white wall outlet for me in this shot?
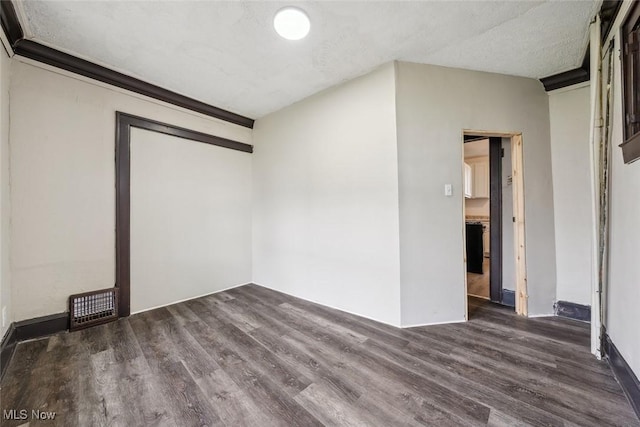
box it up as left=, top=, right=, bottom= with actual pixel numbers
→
left=444, top=184, right=453, bottom=197
left=2, top=306, right=6, bottom=328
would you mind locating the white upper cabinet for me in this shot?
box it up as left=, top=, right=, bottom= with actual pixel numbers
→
left=464, top=156, right=489, bottom=199
left=473, top=159, right=489, bottom=198
left=464, top=162, right=472, bottom=198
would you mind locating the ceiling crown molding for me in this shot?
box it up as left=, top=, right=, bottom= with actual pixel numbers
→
left=539, top=0, right=623, bottom=92
left=540, top=52, right=590, bottom=92
left=0, top=0, right=254, bottom=128
left=0, top=0, right=22, bottom=48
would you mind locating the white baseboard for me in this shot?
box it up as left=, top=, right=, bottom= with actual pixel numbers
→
left=250, top=282, right=403, bottom=328
left=527, top=313, right=555, bottom=318
left=130, top=282, right=250, bottom=315
left=401, top=318, right=466, bottom=328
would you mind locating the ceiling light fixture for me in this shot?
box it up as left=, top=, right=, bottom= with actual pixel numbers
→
left=273, top=7, right=310, bottom=41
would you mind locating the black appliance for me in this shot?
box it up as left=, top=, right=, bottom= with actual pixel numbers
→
left=466, top=222, right=484, bottom=274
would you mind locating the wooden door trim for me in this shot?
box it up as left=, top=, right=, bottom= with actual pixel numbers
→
left=511, top=134, right=528, bottom=316
left=115, top=112, right=253, bottom=317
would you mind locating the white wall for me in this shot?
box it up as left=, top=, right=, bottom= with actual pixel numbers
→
left=252, top=63, right=402, bottom=326
left=548, top=84, right=592, bottom=306
left=605, top=0, right=640, bottom=378
left=130, top=129, right=251, bottom=313
left=0, top=46, right=11, bottom=338
left=502, top=138, right=516, bottom=292
left=396, top=61, right=556, bottom=325
left=9, top=59, right=251, bottom=321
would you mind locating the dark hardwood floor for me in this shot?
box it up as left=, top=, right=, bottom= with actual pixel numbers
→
left=1, top=284, right=638, bottom=426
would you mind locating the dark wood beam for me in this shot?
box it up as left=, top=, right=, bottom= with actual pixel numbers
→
left=601, top=0, right=624, bottom=42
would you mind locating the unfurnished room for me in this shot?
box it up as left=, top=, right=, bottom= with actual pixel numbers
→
left=0, top=0, right=639, bottom=425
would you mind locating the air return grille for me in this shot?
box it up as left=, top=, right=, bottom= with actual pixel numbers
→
left=69, top=288, right=119, bottom=331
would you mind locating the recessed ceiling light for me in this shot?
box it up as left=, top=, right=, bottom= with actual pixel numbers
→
left=273, top=7, right=310, bottom=41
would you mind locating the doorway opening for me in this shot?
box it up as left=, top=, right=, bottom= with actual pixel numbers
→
left=462, top=131, right=528, bottom=318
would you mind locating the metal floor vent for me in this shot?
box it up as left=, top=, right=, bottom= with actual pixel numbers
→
left=69, top=288, right=119, bottom=331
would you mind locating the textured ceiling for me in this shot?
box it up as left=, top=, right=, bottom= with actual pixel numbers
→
left=17, top=0, right=600, bottom=119
left=464, top=139, right=489, bottom=159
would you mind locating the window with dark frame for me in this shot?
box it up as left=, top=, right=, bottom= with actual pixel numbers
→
left=621, top=1, right=640, bottom=164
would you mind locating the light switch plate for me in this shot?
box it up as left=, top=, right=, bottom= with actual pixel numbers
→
left=444, top=184, right=453, bottom=196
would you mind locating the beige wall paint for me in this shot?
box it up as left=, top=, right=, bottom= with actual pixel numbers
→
left=9, top=60, right=251, bottom=321
left=0, top=47, right=11, bottom=338
left=548, top=84, right=593, bottom=306
left=465, top=199, right=489, bottom=216
left=252, top=63, right=402, bottom=326
left=605, top=0, right=640, bottom=377
left=130, top=128, right=251, bottom=313
left=5, top=54, right=563, bottom=333
left=396, top=61, right=556, bottom=325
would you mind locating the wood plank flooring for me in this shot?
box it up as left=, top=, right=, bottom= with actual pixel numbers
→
left=1, top=284, right=638, bottom=426
left=467, top=257, right=490, bottom=299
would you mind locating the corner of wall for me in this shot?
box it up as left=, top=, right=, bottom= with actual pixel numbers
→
left=0, top=45, right=13, bottom=339
left=251, top=62, right=403, bottom=327
left=390, top=60, right=404, bottom=327
left=547, top=84, right=593, bottom=309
